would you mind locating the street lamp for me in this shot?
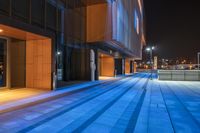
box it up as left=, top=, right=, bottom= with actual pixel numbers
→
left=146, top=46, right=155, bottom=79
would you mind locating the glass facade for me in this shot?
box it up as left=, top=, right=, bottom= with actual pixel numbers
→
left=0, top=38, right=7, bottom=87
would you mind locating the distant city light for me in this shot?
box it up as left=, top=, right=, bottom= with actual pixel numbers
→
left=181, top=66, right=184, bottom=69
left=189, top=65, right=192, bottom=70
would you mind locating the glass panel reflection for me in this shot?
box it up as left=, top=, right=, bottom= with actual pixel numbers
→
left=0, top=38, right=7, bottom=87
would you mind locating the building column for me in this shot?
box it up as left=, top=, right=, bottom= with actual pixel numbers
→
left=130, top=60, right=134, bottom=73
left=94, top=49, right=99, bottom=80
left=114, top=58, right=125, bottom=75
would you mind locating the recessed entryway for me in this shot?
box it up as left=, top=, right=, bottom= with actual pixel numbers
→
left=0, top=24, right=52, bottom=90
left=125, top=59, right=131, bottom=74
left=98, top=53, right=115, bottom=78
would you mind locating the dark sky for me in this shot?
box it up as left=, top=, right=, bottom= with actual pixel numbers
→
left=144, top=0, right=200, bottom=62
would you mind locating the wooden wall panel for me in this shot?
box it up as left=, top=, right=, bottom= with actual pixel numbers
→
left=26, top=39, right=51, bottom=90
left=86, top=3, right=112, bottom=42
left=125, top=60, right=130, bottom=74
left=133, top=62, right=137, bottom=73
left=100, top=56, right=114, bottom=77
left=10, top=40, right=26, bottom=88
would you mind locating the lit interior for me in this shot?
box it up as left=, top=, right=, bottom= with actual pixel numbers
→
left=99, top=53, right=115, bottom=77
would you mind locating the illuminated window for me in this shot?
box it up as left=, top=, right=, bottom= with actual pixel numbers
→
left=134, top=10, right=139, bottom=34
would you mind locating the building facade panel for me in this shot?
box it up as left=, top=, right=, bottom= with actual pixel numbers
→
left=84, top=0, right=145, bottom=58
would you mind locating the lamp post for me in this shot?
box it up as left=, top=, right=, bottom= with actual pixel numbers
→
left=146, top=46, right=155, bottom=79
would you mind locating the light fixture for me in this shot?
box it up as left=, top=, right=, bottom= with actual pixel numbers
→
left=146, top=46, right=155, bottom=51
left=0, top=29, right=3, bottom=33
left=57, top=51, right=61, bottom=55
left=146, top=47, right=151, bottom=51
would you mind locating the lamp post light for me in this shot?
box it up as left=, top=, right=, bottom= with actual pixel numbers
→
left=146, top=46, right=155, bottom=79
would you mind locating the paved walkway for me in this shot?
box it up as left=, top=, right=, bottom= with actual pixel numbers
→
left=0, top=88, right=48, bottom=105
left=0, top=73, right=200, bottom=133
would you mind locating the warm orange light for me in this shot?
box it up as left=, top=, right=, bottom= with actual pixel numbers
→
left=0, top=29, right=3, bottom=33
left=189, top=65, right=192, bottom=70
left=144, top=65, right=148, bottom=69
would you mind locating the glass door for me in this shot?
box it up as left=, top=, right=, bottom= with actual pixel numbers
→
left=0, top=38, right=7, bottom=87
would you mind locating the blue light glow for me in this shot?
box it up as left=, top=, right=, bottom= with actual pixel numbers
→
left=134, top=10, right=139, bottom=34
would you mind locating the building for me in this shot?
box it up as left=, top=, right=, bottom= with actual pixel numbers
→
left=0, top=0, right=145, bottom=90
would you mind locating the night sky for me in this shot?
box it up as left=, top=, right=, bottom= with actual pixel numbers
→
left=144, top=0, right=200, bottom=62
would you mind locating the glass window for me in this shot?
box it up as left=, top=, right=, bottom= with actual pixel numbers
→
left=0, top=38, right=7, bottom=87
left=134, top=10, right=139, bottom=34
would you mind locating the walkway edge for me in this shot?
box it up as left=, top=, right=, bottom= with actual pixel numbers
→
left=0, top=80, right=108, bottom=114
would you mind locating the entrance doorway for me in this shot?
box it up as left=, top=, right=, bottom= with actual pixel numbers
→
left=0, top=24, right=52, bottom=90
left=125, top=59, right=131, bottom=74
left=98, top=53, right=115, bottom=78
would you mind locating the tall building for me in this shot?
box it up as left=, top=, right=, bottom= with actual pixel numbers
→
left=0, top=0, right=145, bottom=90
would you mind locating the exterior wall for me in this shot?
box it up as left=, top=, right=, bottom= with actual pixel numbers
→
left=10, top=39, right=26, bottom=88
left=86, top=0, right=145, bottom=59
left=62, top=5, right=90, bottom=82
left=0, top=0, right=145, bottom=86
left=26, top=39, right=52, bottom=90
left=64, top=6, right=86, bottom=44
left=63, top=47, right=91, bottom=81
left=112, top=0, right=144, bottom=58
left=125, top=59, right=131, bottom=74
left=133, top=62, right=137, bottom=73
left=99, top=56, right=114, bottom=77
left=86, top=3, right=112, bottom=42
left=0, top=0, right=60, bottom=89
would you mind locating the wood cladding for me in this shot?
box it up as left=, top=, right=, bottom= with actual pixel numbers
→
left=100, top=56, right=114, bottom=77
left=0, top=24, right=48, bottom=41
left=10, top=40, right=26, bottom=88
left=0, top=24, right=52, bottom=90
left=26, top=39, right=52, bottom=90
left=86, top=3, right=112, bottom=42
left=63, top=48, right=91, bottom=81
left=125, top=60, right=130, bottom=74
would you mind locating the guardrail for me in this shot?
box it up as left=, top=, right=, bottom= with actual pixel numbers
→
left=158, top=70, right=200, bottom=81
